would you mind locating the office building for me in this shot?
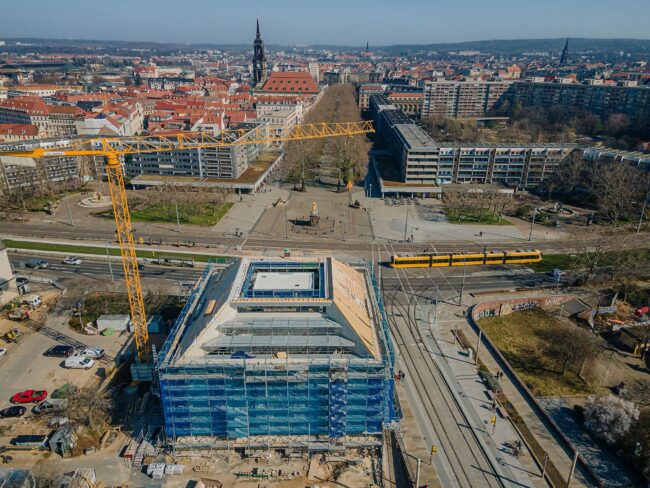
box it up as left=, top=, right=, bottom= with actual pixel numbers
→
left=125, top=122, right=269, bottom=180
left=370, top=94, right=573, bottom=191
left=157, top=257, right=397, bottom=450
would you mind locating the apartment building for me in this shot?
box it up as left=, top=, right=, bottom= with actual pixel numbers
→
left=421, top=80, right=513, bottom=119
left=47, top=105, right=84, bottom=136
left=257, top=108, right=298, bottom=139
left=76, top=101, right=144, bottom=136
left=255, top=96, right=305, bottom=122
left=358, top=84, right=387, bottom=111
left=510, top=81, right=650, bottom=127
left=0, top=96, right=54, bottom=137
left=0, top=137, right=85, bottom=195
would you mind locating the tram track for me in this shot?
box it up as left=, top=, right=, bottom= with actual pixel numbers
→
left=378, top=243, right=509, bottom=487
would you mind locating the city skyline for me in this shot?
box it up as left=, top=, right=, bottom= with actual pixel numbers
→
left=1, top=0, right=649, bottom=46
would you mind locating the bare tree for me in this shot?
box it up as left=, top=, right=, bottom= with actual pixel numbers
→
left=546, top=322, right=599, bottom=376
left=64, top=388, right=111, bottom=429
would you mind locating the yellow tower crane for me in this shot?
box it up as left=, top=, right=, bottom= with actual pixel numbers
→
left=0, top=121, right=374, bottom=363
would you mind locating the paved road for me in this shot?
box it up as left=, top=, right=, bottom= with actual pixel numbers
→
left=10, top=251, right=563, bottom=300
left=4, top=220, right=650, bottom=255
left=10, top=253, right=202, bottom=284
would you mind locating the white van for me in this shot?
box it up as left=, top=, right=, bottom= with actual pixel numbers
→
left=64, top=356, right=94, bottom=370
left=24, top=295, right=42, bottom=308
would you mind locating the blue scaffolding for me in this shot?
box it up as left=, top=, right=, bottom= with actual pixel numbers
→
left=157, top=260, right=398, bottom=447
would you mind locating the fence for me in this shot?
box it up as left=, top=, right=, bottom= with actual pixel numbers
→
left=468, top=296, right=604, bottom=487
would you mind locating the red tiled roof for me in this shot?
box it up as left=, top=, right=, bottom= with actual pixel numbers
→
left=0, top=123, right=39, bottom=136
left=48, top=105, right=84, bottom=116
left=0, top=96, right=49, bottom=115
left=261, top=71, right=319, bottom=94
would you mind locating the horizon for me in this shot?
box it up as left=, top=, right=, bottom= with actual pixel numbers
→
left=2, top=35, right=650, bottom=50
left=1, top=0, right=649, bottom=46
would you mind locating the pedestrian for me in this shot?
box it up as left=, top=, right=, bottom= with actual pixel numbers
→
left=401, top=372, right=406, bottom=380
left=492, top=399, right=497, bottom=411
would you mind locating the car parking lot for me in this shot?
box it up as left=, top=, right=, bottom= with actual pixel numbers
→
left=0, top=288, right=135, bottom=424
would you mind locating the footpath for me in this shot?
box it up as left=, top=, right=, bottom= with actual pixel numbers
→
left=437, top=296, right=595, bottom=487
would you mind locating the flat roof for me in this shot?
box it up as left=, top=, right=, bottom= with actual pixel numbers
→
left=253, top=272, right=314, bottom=291
left=394, top=123, right=437, bottom=150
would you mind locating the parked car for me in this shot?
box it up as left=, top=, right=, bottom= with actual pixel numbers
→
left=11, top=390, right=47, bottom=404
left=15, top=276, right=29, bottom=285
left=32, top=399, right=67, bottom=415
left=43, top=345, right=75, bottom=358
left=0, top=406, right=27, bottom=418
left=25, top=259, right=48, bottom=269
left=230, top=351, right=255, bottom=359
left=635, top=306, right=650, bottom=317
left=75, top=347, right=105, bottom=359
left=0, top=348, right=6, bottom=360
left=23, top=295, right=42, bottom=308
left=62, top=256, right=82, bottom=265
left=64, top=356, right=94, bottom=370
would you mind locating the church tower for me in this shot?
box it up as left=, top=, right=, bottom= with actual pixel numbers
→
left=253, top=18, right=268, bottom=86
left=560, top=38, right=569, bottom=66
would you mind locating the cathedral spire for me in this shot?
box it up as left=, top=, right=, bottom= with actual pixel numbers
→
left=256, top=18, right=260, bottom=38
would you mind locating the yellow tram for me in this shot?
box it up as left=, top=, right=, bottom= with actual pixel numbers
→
left=389, top=249, right=543, bottom=268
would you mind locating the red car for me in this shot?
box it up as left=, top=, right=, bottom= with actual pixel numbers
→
left=635, top=306, right=650, bottom=318
left=10, top=390, right=47, bottom=404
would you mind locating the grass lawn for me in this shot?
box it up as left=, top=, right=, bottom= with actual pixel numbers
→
left=445, top=208, right=512, bottom=225
left=479, top=309, right=597, bottom=396
left=2, top=239, right=228, bottom=264
left=129, top=202, right=233, bottom=226
left=529, top=253, right=575, bottom=273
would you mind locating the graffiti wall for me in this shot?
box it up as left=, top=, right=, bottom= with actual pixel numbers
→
left=472, top=294, right=576, bottom=321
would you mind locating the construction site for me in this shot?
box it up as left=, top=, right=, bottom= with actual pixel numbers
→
left=157, top=257, right=398, bottom=453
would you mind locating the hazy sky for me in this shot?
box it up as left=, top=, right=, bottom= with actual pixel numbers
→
left=1, top=0, right=648, bottom=45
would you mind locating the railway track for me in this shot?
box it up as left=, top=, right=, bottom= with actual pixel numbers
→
left=377, top=243, right=510, bottom=487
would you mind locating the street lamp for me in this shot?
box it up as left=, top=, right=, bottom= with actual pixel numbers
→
left=637, top=187, right=650, bottom=234
left=528, top=207, right=537, bottom=241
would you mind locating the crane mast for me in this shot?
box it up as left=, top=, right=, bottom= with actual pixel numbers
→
left=0, top=121, right=374, bottom=364
left=105, top=153, right=151, bottom=363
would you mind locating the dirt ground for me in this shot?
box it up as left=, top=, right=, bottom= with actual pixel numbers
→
left=479, top=307, right=650, bottom=402
left=3, top=441, right=377, bottom=488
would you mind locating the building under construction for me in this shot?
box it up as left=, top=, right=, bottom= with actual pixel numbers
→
left=157, top=257, right=397, bottom=451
